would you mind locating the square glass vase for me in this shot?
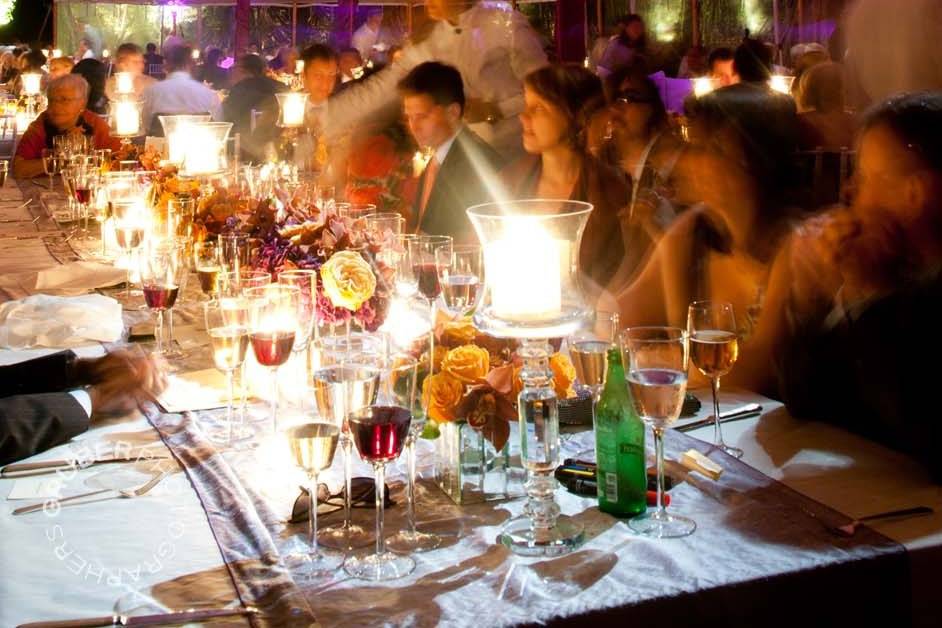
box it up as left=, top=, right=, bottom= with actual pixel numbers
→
left=434, top=420, right=512, bottom=505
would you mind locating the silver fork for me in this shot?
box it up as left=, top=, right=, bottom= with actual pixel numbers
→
left=13, top=470, right=172, bottom=516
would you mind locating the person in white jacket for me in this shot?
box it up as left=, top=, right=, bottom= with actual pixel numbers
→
left=329, top=0, right=548, bottom=161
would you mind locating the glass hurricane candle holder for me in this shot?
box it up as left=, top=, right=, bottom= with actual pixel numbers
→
left=159, top=114, right=212, bottom=166
left=110, top=96, right=142, bottom=146
left=276, top=92, right=309, bottom=128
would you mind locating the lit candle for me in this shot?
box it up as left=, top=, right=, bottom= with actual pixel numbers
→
left=192, top=49, right=201, bottom=60
left=53, top=49, right=62, bottom=58
left=181, top=125, right=220, bottom=174
left=280, top=92, right=306, bottom=127
left=14, top=111, right=30, bottom=133
left=102, top=49, right=111, bottom=59
left=485, top=220, right=562, bottom=320
left=295, top=60, right=304, bottom=75
left=21, top=73, right=41, bottom=96
left=769, top=75, right=794, bottom=94
left=114, top=100, right=140, bottom=136
left=694, top=77, right=716, bottom=98
left=115, top=72, right=134, bottom=95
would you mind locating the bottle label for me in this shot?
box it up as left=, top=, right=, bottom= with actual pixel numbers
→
left=604, top=472, right=618, bottom=503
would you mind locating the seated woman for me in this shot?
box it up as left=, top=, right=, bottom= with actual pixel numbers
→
left=796, top=62, right=857, bottom=151
left=731, top=92, right=942, bottom=478
left=13, top=74, right=121, bottom=179
left=502, top=64, right=629, bottom=290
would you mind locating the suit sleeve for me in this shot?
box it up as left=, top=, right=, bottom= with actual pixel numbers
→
left=0, top=393, right=90, bottom=465
left=0, top=351, right=78, bottom=398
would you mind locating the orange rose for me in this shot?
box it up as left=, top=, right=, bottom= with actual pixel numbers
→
left=440, top=320, right=477, bottom=346
left=421, top=373, right=465, bottom=423
left=441, top=345, right=490, bottom=384
left=550, top=353, right=577, bottom=399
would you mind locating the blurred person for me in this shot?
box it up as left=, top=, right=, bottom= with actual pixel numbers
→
left=300, top=44, right=339, bottom=132
left=13, top=75, right=121, bottom=179
left=75, top=37, right=95, bottom=61
left=104, top=43, right=155, bottom=101
left=0, top=50, right=17, bottom=83
left=223, top=53, right=287, bottom=162
left=597, top=14, right=648, bottom=79
left=330, top=0, right=548, bottom=161
left=707, top=47, right=736, bottom=87
left=732, top=92, right=942, bottom=478
left=12, top=49, right=47, bottom=97
left=588, top=15, right=628, bottom=74
left=387, top=45, right=404, bottom=64
left=0, top=349, right=166, bottom=465
left=399, top=61, right=502, bottom=239
left=352, top=9, right=384, bottom=63
left=338, top=48, right=363, bottom=85
left=48, top=56, right=75, bottom=80
left=790, top=43, right=828, bottom=104
left=677, top=45, right=707, bottom=79
left=143, top=42, right=163, bottom=75
left=141, top=45, right=222, bottom=136
left=502, top=64, right=627, bottom=287
left=71, top=58, right=109, bottom=115
left=269, top=46, right=299, bottom=76
left=796, top=62, right=856, bottom=151
left=195, top=47, right=230, bottom=90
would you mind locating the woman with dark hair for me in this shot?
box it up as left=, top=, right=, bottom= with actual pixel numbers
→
left=502, top=64, right=629, bottom=288
left=195, top=48, right=230, bottom=90
left=71, top=58, right=108, bottom=115
left=598, top=14, right=648, bottom=79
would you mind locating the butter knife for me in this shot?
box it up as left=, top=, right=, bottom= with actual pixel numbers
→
left=674, top=403, right=763, bottom=433
left=1, top=454, right=170, bottom=477
left=18, top=606, right=258, bottom=628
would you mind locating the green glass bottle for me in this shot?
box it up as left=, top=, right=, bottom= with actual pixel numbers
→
left=594, top=346, right=647, bottom=517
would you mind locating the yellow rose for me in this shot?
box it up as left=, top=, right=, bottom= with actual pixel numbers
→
left=441, top=345, right=490, bottom=384
left=422, top=373, right=465, bottom=423
left=441, top=320, right=477, bottom=346
left=320, top=250, right=376, bottom=311
left=550, top=353, right=576, bottom=399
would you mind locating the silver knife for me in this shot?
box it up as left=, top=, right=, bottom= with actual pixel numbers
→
left=1, top=454, right=170, bottom=477
left=675, top=403, right=763, bottom=433
left=17, top=606, right=258, bottom=628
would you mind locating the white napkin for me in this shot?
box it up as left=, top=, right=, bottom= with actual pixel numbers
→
left=0, top=294, right=123, bottom=349
left=35, top=261, right=127, bottom=295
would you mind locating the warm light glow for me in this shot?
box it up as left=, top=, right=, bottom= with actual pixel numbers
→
left=114, top=100, right=141, bottom=136
left=181, top=126, right=220, bottom=175
left=379, top=298, right=433, bottom=349
left=769, top=75, right=795, bottom=94
left=192, top=49, right=201, bottom=60
left=102, top=49, right=111, bottom=59
left=53, top=49, right=62, bottom=58
left=277, top=92, right=307, bottom=127
left=294, top=60, right=304, bottom=74
left=485, top=220, right=562, bottom=320
left=115, top=72, right=134, bottom=95
left=694, top=77, right=717, bottom=98
left=14, top=110, right=30, bottom=133
left=413, top=149, right=432, bottom=177
left=21, top=73, right=41, bottom=96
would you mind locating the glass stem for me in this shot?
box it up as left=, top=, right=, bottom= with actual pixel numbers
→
left=308, top=471, right=320, bottom=557
left=270, top=366, right=279, bottom=432
left=226, top=368, right=235, bottom=445
left=342, top=437, right=354, bottom=527
left=654, top=426, right=666, bottom=516
left=155, top=310, right=164, bottom=353
left=125, top=267, right=132, bottom=299
left=406, top=437, right=417, bottom=535
left=428, top=300, right=436, bottom=377
left=375, top=462, right=386, bottom=557
left=168, top=308, right=175, bottom=349
left=711, top=376, right=724, bottom=447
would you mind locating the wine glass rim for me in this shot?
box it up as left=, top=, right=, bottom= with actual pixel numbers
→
left=620, top=326, right=686, bottom=342
left=688, top=300, right=734, bottom=310
left=277, top=268, right=317, bottom=277
left=466, top=198, right=593, bottom=219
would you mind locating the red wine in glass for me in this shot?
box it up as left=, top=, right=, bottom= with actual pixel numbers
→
left=74, top=188, right=92, bottom=205
left=349, top=406, right=412, bottom=463
left=251, top=331, right=296, bottom=367
left=142, top=284, right=179, bottom=310
left=413, top=263, right=441, bottom=300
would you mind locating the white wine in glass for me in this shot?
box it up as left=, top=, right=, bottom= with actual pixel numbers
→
left=570, top=340, right=610, bottom=396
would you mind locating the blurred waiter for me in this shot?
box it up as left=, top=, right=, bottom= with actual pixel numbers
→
left=330, top=0, right=547, bottom=161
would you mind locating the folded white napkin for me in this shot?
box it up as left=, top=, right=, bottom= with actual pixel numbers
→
left=0, top=294, right=123, bottom=349
left=35, top=261, right=127, bottom=295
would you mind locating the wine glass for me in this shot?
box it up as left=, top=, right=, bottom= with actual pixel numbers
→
left=246, top=284, right=300, bottom=434
left=204, top=298, right=253, bottom=446
left=568, top=311, right=620, bottom=402
left=73, top=163, right=98, bottom=239
left=140, top=241, right=185, bottom=356
left=687, top=301, right=742, bottom=458
left=41, top=148, right=59, bottom=190
left=312, top=363, right=381, bottom=551
left=0, top=159, right=8, bottom=187
left=278, top=269, right=319, bottom=409
left=365, top=212, right=405, bottom=243
left=393, top=234, right=419, bottom=299
left=381, top=355, right=440, bottom=553
left=435, top=244, right=483, bottom=318
left=218, top=232, right=249, bottom=275
left=408, top=235, right=452, bottom=376
left=337, top=203, right=377, bottom=222
left=284, top=422, right=344, bottom=577
left=194, top=242, right=222, bottom=301
left=620, top=326, right=695, bottom=538
left=344, top=405, right=413, bottom=580
left=112, top=200, right=147, bottom=300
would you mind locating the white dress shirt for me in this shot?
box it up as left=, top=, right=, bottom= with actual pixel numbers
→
left=141, top=71, right=223, bottom=134
left=351, top=23, right=380, bottom=61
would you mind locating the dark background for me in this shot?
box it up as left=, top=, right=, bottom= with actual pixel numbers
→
left=1, top=0, right=53, bottom=47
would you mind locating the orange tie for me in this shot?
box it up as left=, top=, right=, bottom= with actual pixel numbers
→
left=416, top=157, right=439, bottom=232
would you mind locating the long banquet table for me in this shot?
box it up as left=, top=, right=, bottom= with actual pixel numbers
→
left=1, top=176, right=941, bottom=627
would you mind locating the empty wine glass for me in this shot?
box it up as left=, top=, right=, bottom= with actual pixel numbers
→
left=435, top=244, right=483, bottom=318
left=344, top=405, right=413, bottom=580
left=687, top=301, right=742, bottom=458
left=204, top=298, right=253, bottom=446
left=620, top=326, right=695, bottom=538
left=284, top=422, right=344, bottom=577
left=408, top=235, right=452, bottom=376
left=336, top=203, right=376, bottom=222
left=365, top=212, right=405, bottom=244
left=393, top=234, right=419, bottom=299
left=246, top=284, right=300, bottom=433
left=140, top=241, right=185, bottom=356
left=41, top=148, right=59, bottom=189
left=218, top=232, right=249, bottom=275
left=112, top=200, right=147, bottom=301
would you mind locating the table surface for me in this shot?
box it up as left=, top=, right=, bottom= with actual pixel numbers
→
left=1, top=178, right=941, bottom=627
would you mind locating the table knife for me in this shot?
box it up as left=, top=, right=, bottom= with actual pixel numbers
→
left=1, top=454, right=169, bottom=477
left=17, top=606, right=258, bottom=628
left=674, top=403, right=763, bottom=433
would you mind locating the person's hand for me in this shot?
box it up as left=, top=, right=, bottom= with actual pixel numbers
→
left=76, top=349, right=167, bottom=417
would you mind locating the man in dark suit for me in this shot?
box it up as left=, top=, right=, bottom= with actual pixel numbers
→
left=0, top=349, right=164, bottom=465
left=399, top=62, right=502, bottom=240
left=223, top=53, right=287, bottom=162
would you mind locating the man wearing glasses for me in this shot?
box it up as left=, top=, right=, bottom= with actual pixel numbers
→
left=12, top=74, right=120, bottom=179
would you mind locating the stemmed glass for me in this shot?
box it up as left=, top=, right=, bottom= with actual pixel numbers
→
left=365, top=212, right=405, bottom=243
left=393, top=234, right=419, bottom=299
left=312, top=363, right=381, bottom=550
left=278, top=269, right=319, bottom=409
left=620, top=327, right=696, bottom=538
left=204, top=297, right=252, bottom=446
left=246, top=284, right=299, bottom=433
left=408, top=235, right=452, bottom=375
left=568, top=311, right=620, bottom=402
left=344, top=404, right=413, bottom=580
left=194, top=242, right=221, bottom=301
left=112, top=200, right=147, bottom=301
left=687, top=301, right=742, bottom=458
left=41, top=148, right=59, bottom=190
left=284, top=421, right=344, bottom=578
left=140, top=241, right=185, bottom=356
left=337, top=203, right=377, bottom=222
left=435, top=244, right=483, bottom=318
left=382, top=355, right=440, bottom=553
left=73, top=163, right=98, bottom=239
left=219, top=232, right=249, bottom=275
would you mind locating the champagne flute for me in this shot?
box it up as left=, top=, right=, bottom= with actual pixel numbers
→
left=435, top=244, right=483, bottom=318
left=73, top=163, right=98, bottom=239
left=246, top=284, right=299, bottom=433
left=393, top=234, right=419, bottom=299
left=218, top=232, right=249, bottom=275
left=382, top=355, right=441, bottom=553
left=112, top=200, right=147, bottom=300
left=284, top=422, right=344, bottom=577
left=140, top=241, right=185, bottom=356
left=344, top=405, right=413, bottom=580
left=312, top=363, right=381, bottom=551
left=408, top=235, right=452, bottom=377
left=569, top=311, right=620, bottom=402
left=41, top=148, right=58, bottom=190
left=687, top=301, right=743, bottom=458
left=194, top=242, right=222, bottom=301
left=204, top=298, right=252, bottom=446
left=620, top=326, right=695, bottom=538
left=279, top=269, right=319, bottom=410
